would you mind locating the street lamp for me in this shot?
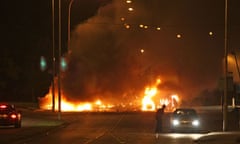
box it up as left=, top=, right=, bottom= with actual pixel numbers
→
left=68, top=0, right=74, bottom=54
left=51, top=0, right=55, bottom=112
left=58, top=0, right=62, bottom=120
left=223, top=0, right=228, bottom=131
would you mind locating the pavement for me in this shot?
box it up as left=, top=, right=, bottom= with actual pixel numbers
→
left=13, top=103, right=240, bottom=143
left=193, top=131, right=240, bottom=144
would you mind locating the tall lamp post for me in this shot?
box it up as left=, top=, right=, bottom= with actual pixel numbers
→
left=58, top=0, right=62, bottom=120
left=68, top=0, right=74, bottom=53
left=51, top=0, right=55, bottom=112
left=223, top=0, right=228, bottom=131
left=52, top=0, right=73, bottom=117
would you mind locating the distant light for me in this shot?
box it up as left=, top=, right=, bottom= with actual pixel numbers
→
left=40, top=56, right=47, bottom=71
left=128, top=7, right=134, bottom=11
left=124, top=24, right=130, bottom=29
left=172, top=119, right=180, bottom=126
left=192, top=120, right=200, bottom=126
left=177, top=34, right=181, bottom=38
left=60, top=57, right=67, bottom=71
left=140, top=49, right=144, bottom=53
left=126, top=0, right=132, bottom=3
left=139, top=24, right=144, bottom=28
left=156, top=27, right=161, bottom=31
left=120, top=17, right=125, bottom=21
left=11, top=114, right=17, bottom=119
left=209, top=31, right=213, bottom=36
left=144, top=25, right=148, bottom=29
left=0, top=105, right=7, bottom=109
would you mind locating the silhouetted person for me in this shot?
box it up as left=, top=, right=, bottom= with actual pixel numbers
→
left=155, top=104, right=166, bottom=138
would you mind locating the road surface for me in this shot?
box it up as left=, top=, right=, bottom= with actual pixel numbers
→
left=0, top=108, right=240, bottom=144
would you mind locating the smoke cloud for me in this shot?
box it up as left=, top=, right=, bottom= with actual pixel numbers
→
left=61, top=0, right=224, bottom=103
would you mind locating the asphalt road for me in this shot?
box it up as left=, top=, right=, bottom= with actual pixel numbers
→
left=0, top=109, right=239, bottom=144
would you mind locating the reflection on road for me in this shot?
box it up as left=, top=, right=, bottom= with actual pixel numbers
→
left=166, top=133, right=203, bottom=140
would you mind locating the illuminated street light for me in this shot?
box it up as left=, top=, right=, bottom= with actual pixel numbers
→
left=128, top=7, right=134, bottom=11
left=209, top=31, right=213, bottom=36
left=126, top=0, right=132, bottom=3
left=139, top=24, right=144, bottom=28
left=124, top=24, right=130, bottom=29
left=120, top=17, right=125, bottom=21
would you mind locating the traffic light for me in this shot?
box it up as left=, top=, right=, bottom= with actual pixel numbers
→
left=40, top=56, right=47, bottom=71
left=60, top=57, right=67, bottom=71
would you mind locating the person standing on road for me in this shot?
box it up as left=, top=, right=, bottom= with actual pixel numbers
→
left=155, top=104, right=166, bottom=139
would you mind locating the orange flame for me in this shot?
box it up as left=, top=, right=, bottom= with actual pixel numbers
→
left=38, top=88, right=116, bottom=112
left=141, top=87, right=157, bottom=111
left=39, top=77, right=180, bottom=112
left=141, top=78, right=180, bottom=112
left=39, top=92, right=93, bottom=112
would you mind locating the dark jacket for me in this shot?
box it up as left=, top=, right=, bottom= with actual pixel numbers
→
left=155, top=108, right=164, bottom=133
left=156, top=108, right=164, bottom=121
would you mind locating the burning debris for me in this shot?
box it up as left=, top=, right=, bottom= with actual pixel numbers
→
left=141, top=78, right=180, bottom=112
left=39, top=77, right=181, bottom=112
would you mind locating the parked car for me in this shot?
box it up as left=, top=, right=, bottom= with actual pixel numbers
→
left=170, top=108, right=200, bottom=132
left=0, top=103, right=22, bottom=128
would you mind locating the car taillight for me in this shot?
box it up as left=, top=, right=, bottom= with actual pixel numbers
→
left=11, top=114, right=17, bottom=119
left=0, top=105, right=7, bottom=109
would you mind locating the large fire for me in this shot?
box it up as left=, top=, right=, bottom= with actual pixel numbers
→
left=141, top=78, right=180, bottom=112
left=39, top=78, right=180, bottom=112
left=39, top=91, right=114, bottom=112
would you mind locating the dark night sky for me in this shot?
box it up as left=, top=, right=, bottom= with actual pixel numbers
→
left=1, top=0, right=240, bottom=103
left=0, top=0, right=109, bottom=101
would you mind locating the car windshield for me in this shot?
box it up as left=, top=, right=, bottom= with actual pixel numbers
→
left=174, top=109, right=197, bottom=116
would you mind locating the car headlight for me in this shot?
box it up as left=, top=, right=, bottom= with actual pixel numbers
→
left=192, top=120, right=199, bottom=126
left=172, top=119, right=180, bottom=126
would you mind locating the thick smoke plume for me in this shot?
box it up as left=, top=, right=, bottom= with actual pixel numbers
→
left=61, top=0, right=224, bottom=103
